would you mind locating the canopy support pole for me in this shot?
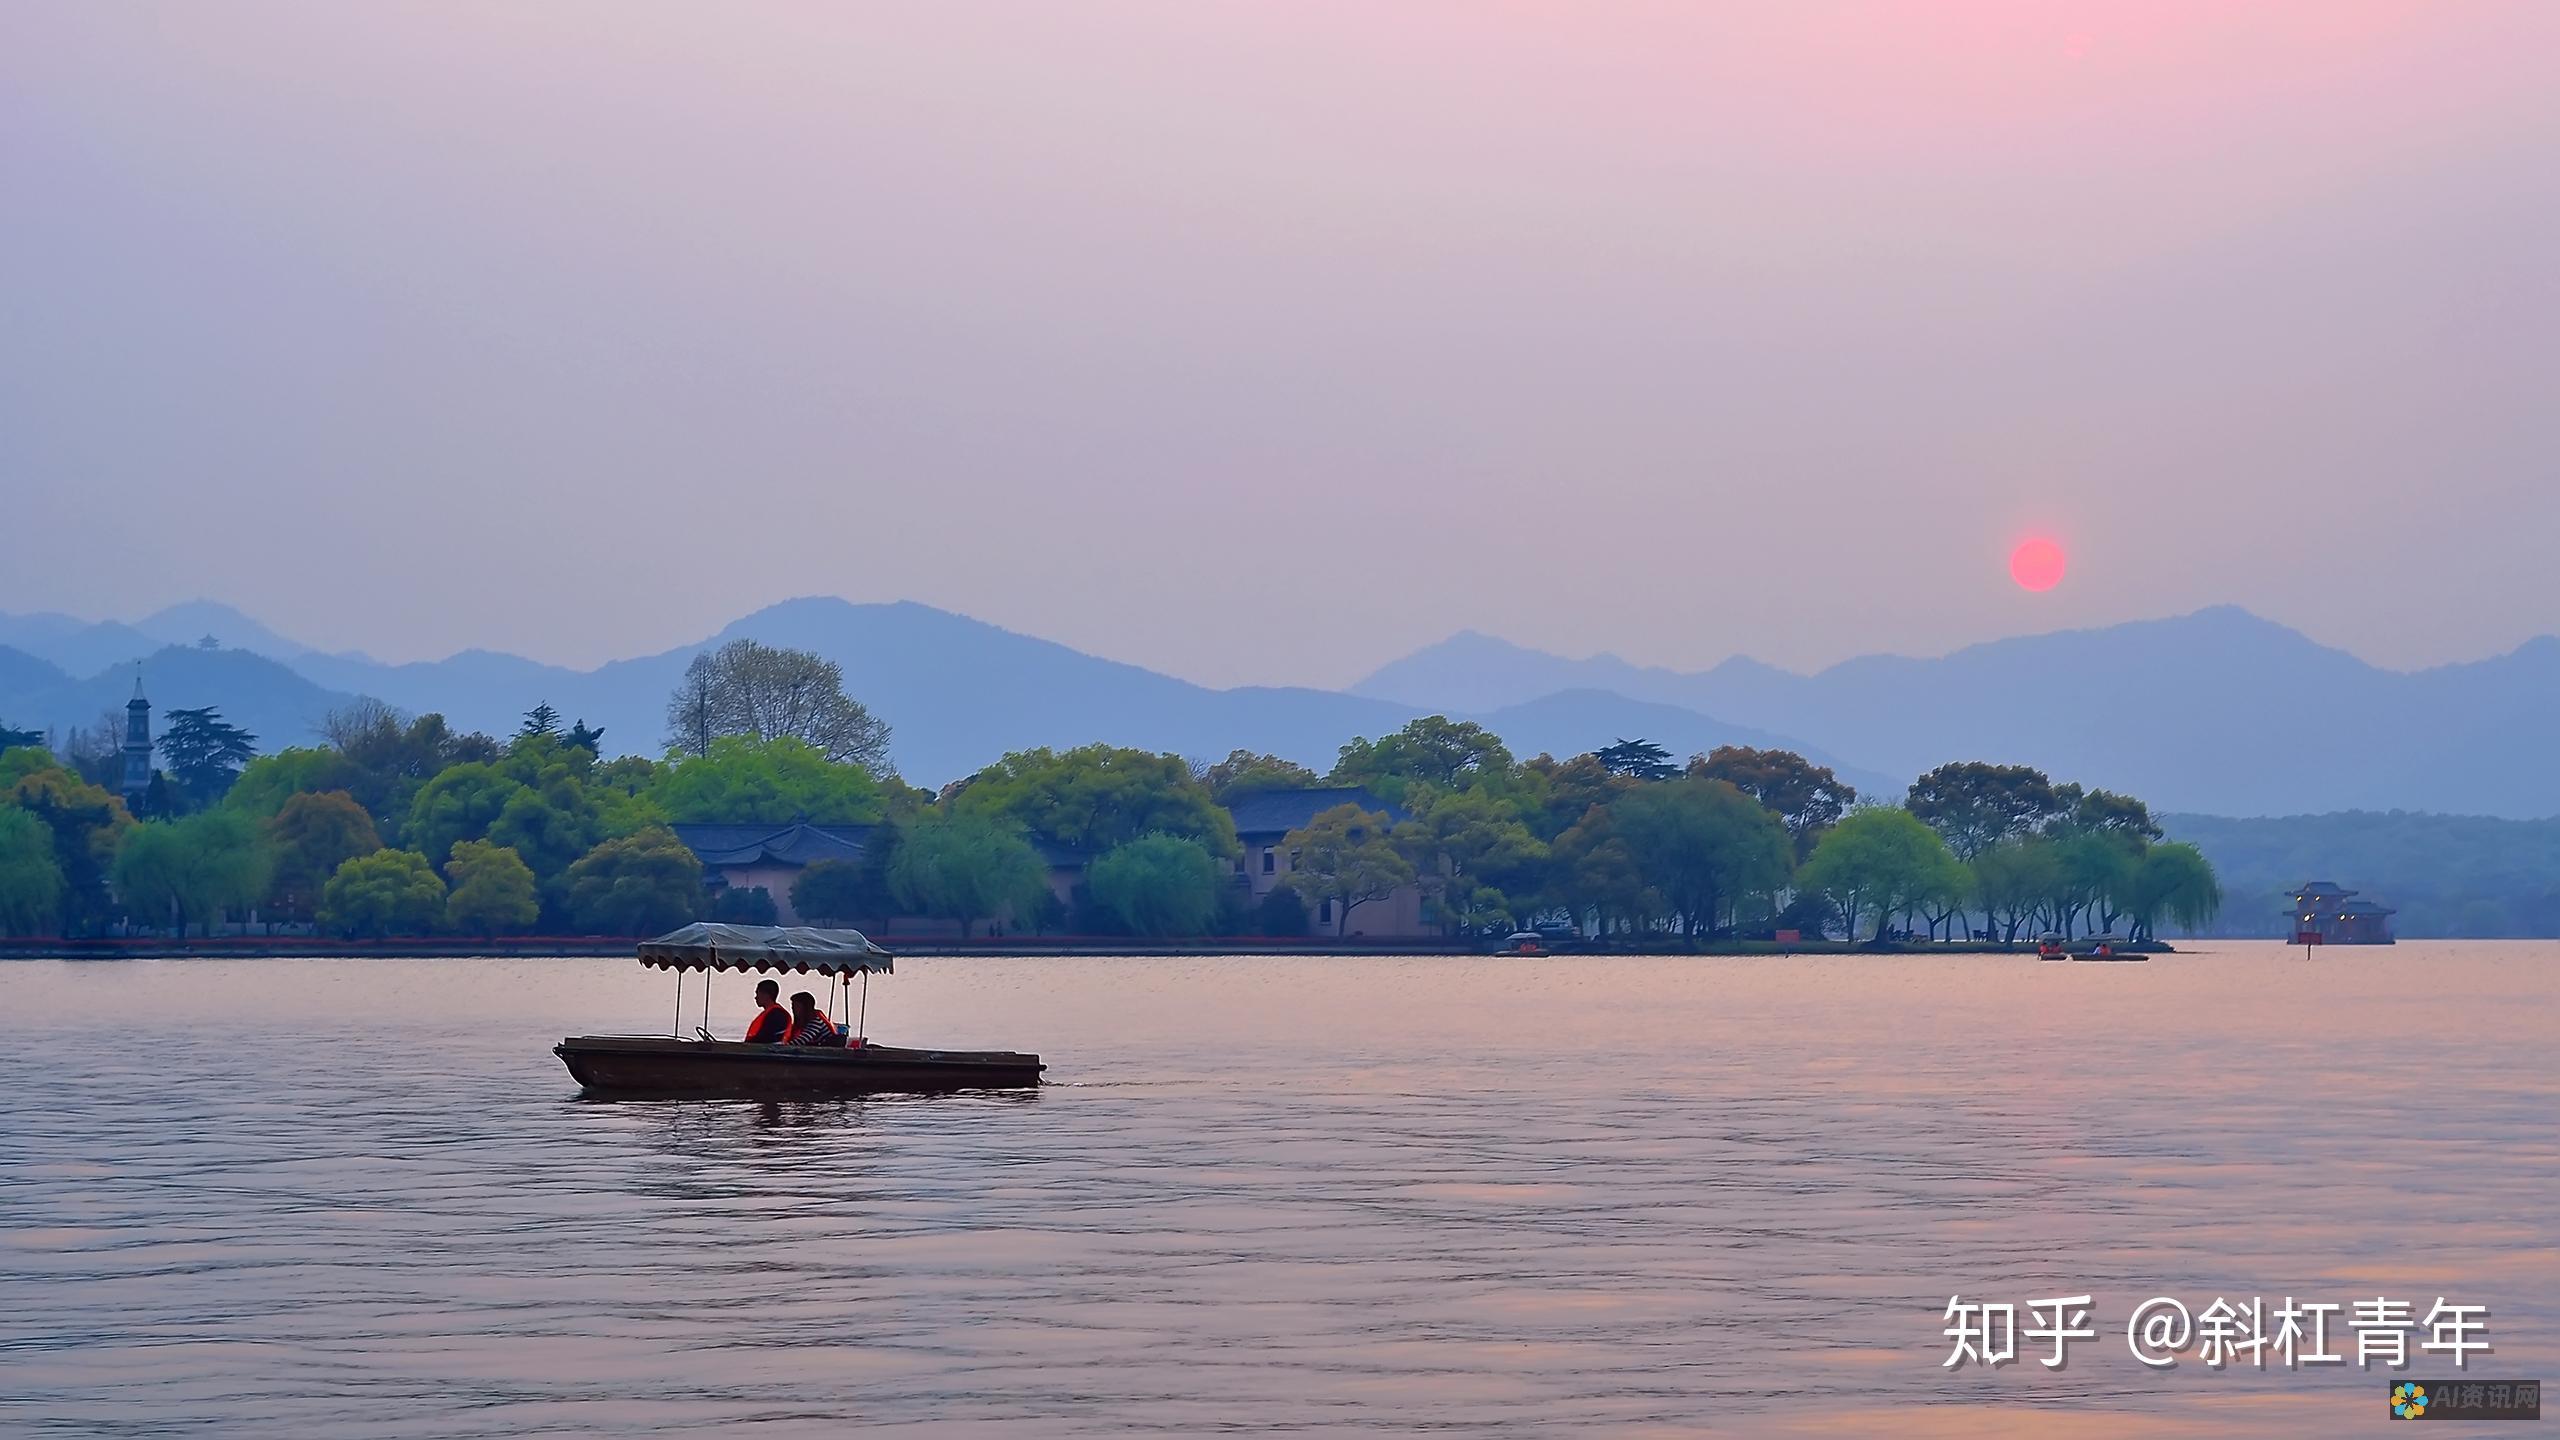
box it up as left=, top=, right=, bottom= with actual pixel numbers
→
left=858, top=969, right=869, bottom=1044
left=672, top=969, right=682, bottom=1038
left=701, top=967, right=712, bottom=1038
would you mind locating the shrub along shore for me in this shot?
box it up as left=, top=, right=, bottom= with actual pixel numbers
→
left=0, top=640, right=2221, bottom=950
left=0, top=936, right=2176, bottom=961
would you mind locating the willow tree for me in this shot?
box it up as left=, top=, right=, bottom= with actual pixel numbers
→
left=1797, top=807, right=1967, bottom=944
left=2129, top=842, right=2223, bottom=940
left=889, top=813, right=1048, bottom=939
left=1612, top=777, right=1793, bottom=939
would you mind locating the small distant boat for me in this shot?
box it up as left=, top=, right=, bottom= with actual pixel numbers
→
left=2037, top=932, right=2147, bottom=962
left=555, top=923, right=1044, bottom=1097
left=1498, top=930, right=1550, bottom=956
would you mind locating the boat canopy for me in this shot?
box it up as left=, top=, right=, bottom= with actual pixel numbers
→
left=637, top=923, right=895, bottom=976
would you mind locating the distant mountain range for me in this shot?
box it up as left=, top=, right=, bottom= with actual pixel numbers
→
left=1356, top=607, right=2560, bottom=817
left=0, top=599, right=1885, bottom=795
left=4, top=599, right=2555, bottom=818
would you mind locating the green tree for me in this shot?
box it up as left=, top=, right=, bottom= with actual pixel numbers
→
left=1280, top=803, right=1415, bottom=937
left=58, top=712, right=130, bottom=789
left=1549, top=802, right=1653, bottom=937
left=2052, top=828, right=2143, bottom=937
left=486, top=777, right=603, bottom=885
left=1904, top=762, right=2067, bottom=859
left=225, top=747, right=361, bottom=820
left=1797, top=808, right=1968, bottom=943
left=886, top=812, right=1049, bottom=938
left=1520, top=753, right=1637, bottom=840
left=790, top=858, right=882, bottom=927
left=583, top=752, right=666, bottom=839
left=519, top=703, right=562, bottom=740
left=318, top=702, right=503, bottom=838
left=2, top=746, right=66, bottom=789
left=1330, top=717, right=1513, bottom=804
left=1969, top=835, right=2062, bottom=942
left=1255, top=886, right=1310, bottom=937
left=1594, top=738, right=1677, bottom=781
left=710, top=885, right=780, bottom=925
left=1689, top=746, right=1858, bottom=857
left=954, top=745, right=1238, bottom=857
left=2068, top=788, right=2165, bottom=841
left=159, top=706, right=259, bottom=810
left=648, top=735, right=885, bottom=825
left=0, top=724, right=43, bottom=750
left=1612, top=777, right=1794, bottom=938
left=1201, top=750, right=1321, bottom=804
left=112, top=810, right=273, bottom=937
left=404, top=762, right=520, bottom=873
left=320, top=849, right=447, bottom=938
left=0, top=806, right=66, bottom=935
left=662, top=638, right=893, bottom=772
left=564, top=718, right=606, bottom=754
left=444, top=840, right=540, bottom=936
left=1396, top=785, right=1547, bottom=934
left=5, top=760, right=134, bottom=934
left=562, top=826, right=704, bottom=935
left=1086, top=832, right=1225, bottom=937
left=2127, top=841, right=2222, bottom=940
left=265, top=790, right=383, bottom=921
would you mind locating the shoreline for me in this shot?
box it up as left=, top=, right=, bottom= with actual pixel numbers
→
left=0, top=936, right=2180, bottom=961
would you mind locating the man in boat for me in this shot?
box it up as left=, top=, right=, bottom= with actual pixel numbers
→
left=783, top=990, right=841, bottom=1047
left=744, top=979, right=790, bottom=1044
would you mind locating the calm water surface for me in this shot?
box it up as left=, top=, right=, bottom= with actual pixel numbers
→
left=3, top=944, right=2554, bottom=1437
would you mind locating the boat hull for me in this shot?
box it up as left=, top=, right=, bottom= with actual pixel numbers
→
left=556, top=1036, right=1043, bottom=1097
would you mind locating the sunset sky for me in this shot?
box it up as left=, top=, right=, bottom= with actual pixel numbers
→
left=5, top=3, right=2555, bottom=684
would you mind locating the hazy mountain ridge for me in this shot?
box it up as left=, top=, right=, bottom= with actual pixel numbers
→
left=0, top=644, right=367, bottom=751
left=7, top=599, right=2555, bottom=816
left=1358, top=607, right=2560, bottom=817
left=0, top=599, right=1864, bottom=791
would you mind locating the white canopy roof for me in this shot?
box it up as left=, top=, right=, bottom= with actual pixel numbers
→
left=636, top=923, right=895, bottom=976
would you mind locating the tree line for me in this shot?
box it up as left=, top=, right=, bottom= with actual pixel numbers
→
left=0, top=639, right=2220, bottom=943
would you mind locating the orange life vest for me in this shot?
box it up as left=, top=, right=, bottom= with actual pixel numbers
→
left=782, top=1009, right=834, bottom=1044
left=746, top=1002, right=789, bottom=1043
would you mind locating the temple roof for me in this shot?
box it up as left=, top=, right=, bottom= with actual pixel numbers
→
left=671, top=821, right=1084, bottom=869
left=1224, top=786, right=1406, bottom=838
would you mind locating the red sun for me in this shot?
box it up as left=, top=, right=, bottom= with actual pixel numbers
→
left=2009, top=537, right=2067, bottom=592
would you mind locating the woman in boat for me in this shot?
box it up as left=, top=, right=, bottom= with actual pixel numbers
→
left=783, top=990, right=841, bottom=1047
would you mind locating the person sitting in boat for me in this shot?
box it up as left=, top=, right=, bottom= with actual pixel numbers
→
left=744, top=979, right=790, bottom=1044
left=783, top=990, right=841, bottom=1047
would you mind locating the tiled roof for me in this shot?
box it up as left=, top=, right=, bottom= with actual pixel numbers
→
left=672, top=822, right=874, bottom=868
left=672, top=820, right=1086, bottom=869
left=1223, top=786, right=1405, bottom=838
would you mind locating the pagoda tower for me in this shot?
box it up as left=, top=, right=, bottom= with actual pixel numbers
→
left=122, top=671, right=153, bottom=808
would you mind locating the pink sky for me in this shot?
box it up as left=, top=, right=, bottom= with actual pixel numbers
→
left=4, top=3, right=2554, bottom=682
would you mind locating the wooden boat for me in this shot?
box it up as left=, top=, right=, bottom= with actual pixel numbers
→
left=555, top=923, right=1044, bottom=1097
left=555, top=1035, right=1044, bottom=1096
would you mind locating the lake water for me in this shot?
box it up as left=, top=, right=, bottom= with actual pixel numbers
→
left=2, top=944, right=2553, bottom=1437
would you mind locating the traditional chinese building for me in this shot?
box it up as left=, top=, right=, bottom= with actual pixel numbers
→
left=672, top=821, right=1086, bottom=930
left=2287, top=880, right=2396, bottom=945
left=671, top=787, right=1437, bottom=938
left=1222, top=786, right=1430, bottom=937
